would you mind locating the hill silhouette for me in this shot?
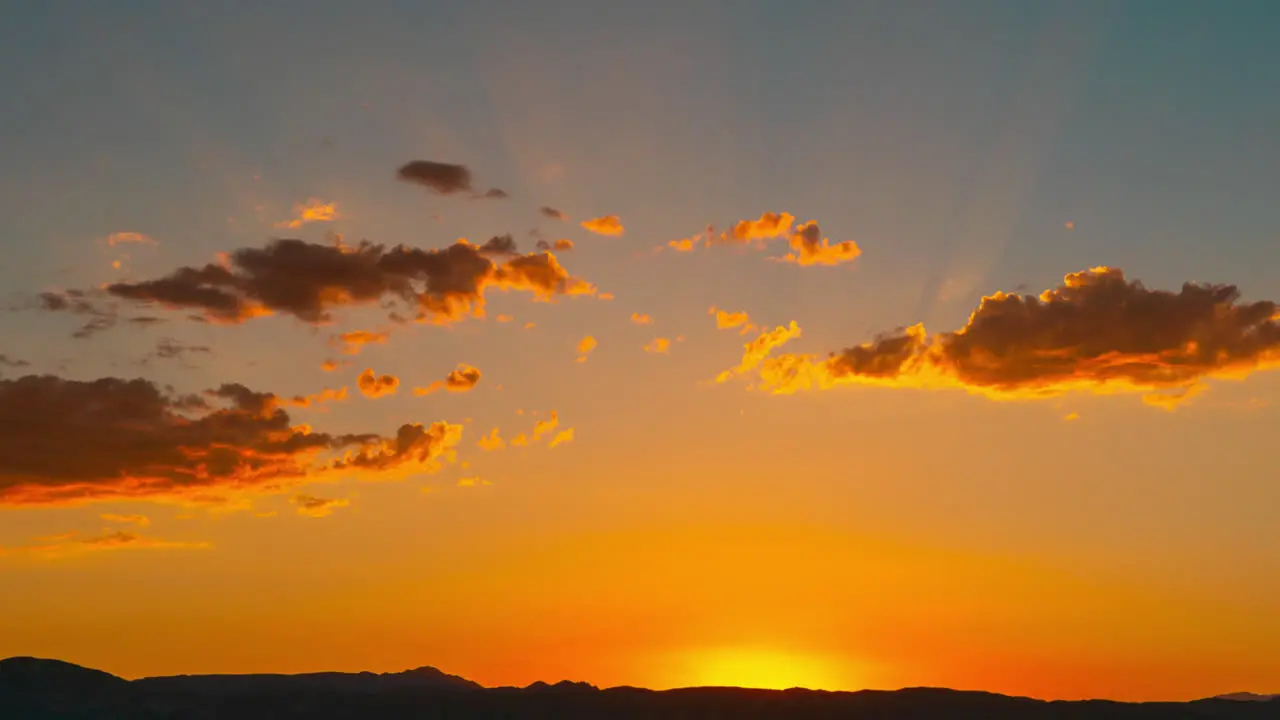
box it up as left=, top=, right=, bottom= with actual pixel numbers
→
left=2, top=656, right=1277, bottom=719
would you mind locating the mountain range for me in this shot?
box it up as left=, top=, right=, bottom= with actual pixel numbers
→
left=2, top=656, right=1276, bottom=719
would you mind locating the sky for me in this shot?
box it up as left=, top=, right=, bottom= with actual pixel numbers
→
left=1, top=0, right=1279, bottom=703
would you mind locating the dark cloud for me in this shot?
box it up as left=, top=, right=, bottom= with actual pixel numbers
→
left=0, top=374, right=463, bottom=506
left=477, top=234, right=518, bottom=256
left=396, top=161, right=473, bottom=195
left=535, top=239, right=574, bottom=252
left=0, top=355, right=30, bottom=368
left=478, top=188, right=509, bottom=200
left=35, top=290, right=119, bottom=339
left=104, top=238, right=597, bottom=326
left=539, top=206, right=568, bottom=221
left=147, top=338, right=212, bottom=364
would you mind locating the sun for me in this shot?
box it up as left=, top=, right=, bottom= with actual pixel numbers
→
left=679, top=647, right=849, bottom=691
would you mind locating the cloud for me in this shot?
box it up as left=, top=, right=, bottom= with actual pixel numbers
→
left=105, top=232, right=157, bottom=247
left=320, top=359, right=346, bottom=372
left=1143, top=384, right=1206, bottom=412
left=719, top=212, right=795, bottom=244
left=716, top=322, right=804, bottom=383
left=476, top=427, right=505, bottom=451
left=644, top=337, right=671, bottom=354
left=19, top=530, right=209, bottom=558
left=280, top=386, right=348, bottom=408
left=510, top=432, right=529, bottom=447
left=531, top=411, right=559, bottom=442
left=456, top=477, right=492, bottom=487
left=1063, top=412, right=1080, bottom=422
left=357, top=368, right=400, bottom=399
left=547, top=428, right=574, bottom=449
left=575, top=335, right=597, bottom=362
left=276, top=199, right=339, bottom=229
left=539, top=206, right=568, bottom=221
left=292, top=493, right=350, bottom=518
left=580, top=215, right=625, bottom=236
left=395, top=160, right=506, bottom=199
left=667, top=237, right=697, bottom=252
left=631, top=313, right=653, bottom=325
left=146, top=337, right=212, bottom=364
left=100, top=513, right=150, bottom=527
left=413, top=363, right=482, bottom=396
left=737, top=268, right=1280, bottom=405
left=331, top=329, right=390, bottom=355
left=0, top=355, right=30, bottom=368
left=535, top=239, right=574, bottom=252
left=36, top=290, right=118, bottom=339
left=0, top=374, right=462, bottom=506
left=778, top=221, right=862, bottom=267
left=395, top=160, right=473, bottom=195
left=103, top=237, right=597, bottom=326
left=709, top=306, right=754, bottom=334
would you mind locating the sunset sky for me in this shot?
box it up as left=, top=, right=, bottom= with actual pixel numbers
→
left=2, top=1, right=1279, bottom=702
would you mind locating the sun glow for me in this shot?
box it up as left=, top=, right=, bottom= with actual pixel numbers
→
left=679, top=647, right=851, bottom=691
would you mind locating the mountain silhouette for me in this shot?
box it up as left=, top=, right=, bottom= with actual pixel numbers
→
left=3, top=656, right=1278, bottom=719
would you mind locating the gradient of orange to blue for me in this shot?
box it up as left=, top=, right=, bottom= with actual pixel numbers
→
left=2, top=1, right=1279, bottom=702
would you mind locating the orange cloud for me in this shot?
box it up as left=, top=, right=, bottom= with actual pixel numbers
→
left=331, top=329, right=389, bottom=355
left=100, top=513, right=150, bottom=527
left=580, top=215, right=624, bottom=236
left=105, top=231, right=157, bottom=247
left=778, top=221, right=861, bottom=267
left=631, top=313, right=653, bottom=325
left=495, top=314, right=514, bottom=323
left=456, top=477, right=492, bottom=487
left=1143, top=384, right=1206, bottom=412
left=413, top=363, right=482, bottom=396
left=104, top=237, right=597, bottom=327
left=737, top=268, right=1280, bottom=405
left=644, top=337, right=671, bottom=354
left=531, top=411, right=560, bottom=442
left=667, top=237, right=697, bottom=252
left=320, top=359, right=344, bottom=372
left=0, top=374, right=462, bottom=506
left=280, top=386, right=349, bottom=408
left=716, top=322, right=804, bottom=383
left=575, top=335, right=598, bottom=362
left=1063, top=412, right=1080, bottom=422
left=292, top=493, right=350, bottom=518
left=510, top=432, right=529, bottom=447
left=276, top=199, right=339, bottom=229
left=709, top=306, right=753, bottom=334
left=476, top=427, right=505, bottom=451
left=20, top=530, right=210, bottom=558
left=719, top=212, right=795, bottom=244
left=357, top=369, right=399, bottom=399
left=547, top=428, right=574, bottom=449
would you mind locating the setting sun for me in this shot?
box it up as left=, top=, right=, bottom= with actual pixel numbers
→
left=676, top=647, right=853, bottom=691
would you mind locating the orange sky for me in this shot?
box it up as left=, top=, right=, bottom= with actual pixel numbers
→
left=2, top=2, right=1279, bottom=702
